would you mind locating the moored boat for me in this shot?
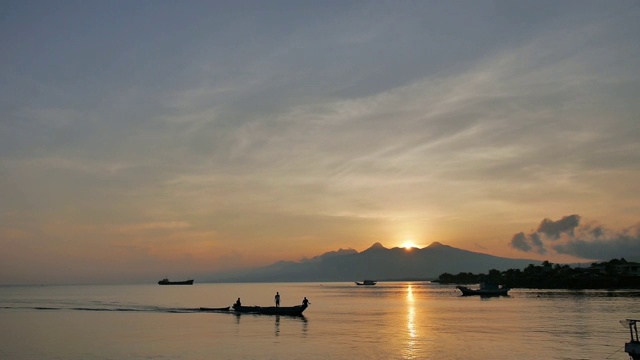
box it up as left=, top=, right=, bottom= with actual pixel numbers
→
left=232, top=303, right=307, bottom=316
left=158, top=278, right=194, bottom=285
left=456, top=282, right=509, bottom=296
left=355, top=280, right=377, bottom=286
left=622, top=319, right=640, bottom=359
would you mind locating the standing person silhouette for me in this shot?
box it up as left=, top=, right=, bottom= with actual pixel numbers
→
left=302, top=297, right=310, bottom=306
left=275, top=292, right=280, bottom=307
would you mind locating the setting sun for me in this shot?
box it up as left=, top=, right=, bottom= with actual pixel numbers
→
left=402, top=241, right=418, bottom=250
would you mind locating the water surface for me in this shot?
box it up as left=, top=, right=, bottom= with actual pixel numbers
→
left=1, top=282, right=637, bottom=359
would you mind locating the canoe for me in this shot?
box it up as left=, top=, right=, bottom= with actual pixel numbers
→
left=232, top=303, right=307, bottom=316
left=199, top=307, right=230, bottom=312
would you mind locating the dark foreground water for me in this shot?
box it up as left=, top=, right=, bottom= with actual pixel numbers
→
left=1, top=282, right=638, bottom=359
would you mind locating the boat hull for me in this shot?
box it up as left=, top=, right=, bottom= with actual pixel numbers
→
left=199, top=307, right=230, bottom=312
left=627, top=342, right=640, bottom=360
left=355, top=280, right=377, bottom=286
left=158, top=279, right=194, bottom=285
left=456, top=285, right=509, bottom=296
left=232, top=304, right=307, bottom=316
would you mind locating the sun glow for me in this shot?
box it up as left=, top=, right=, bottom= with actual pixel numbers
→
left=402, top=241, right=418, bottom=250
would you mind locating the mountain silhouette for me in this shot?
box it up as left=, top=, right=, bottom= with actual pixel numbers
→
left=208, top=242, right=541, bottom=282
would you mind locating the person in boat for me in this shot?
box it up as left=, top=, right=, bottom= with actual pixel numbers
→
left=235, top=298, right=241, bottom=307
left=302, top=297, right=310, bottom=306
left=275, top=292, right=280, bottom=307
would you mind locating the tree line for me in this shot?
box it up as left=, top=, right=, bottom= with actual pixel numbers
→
left=435, top=258, right=640, bottom=289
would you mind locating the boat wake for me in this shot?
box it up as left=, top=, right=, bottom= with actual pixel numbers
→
left=1, top=305, right=212, bottom=313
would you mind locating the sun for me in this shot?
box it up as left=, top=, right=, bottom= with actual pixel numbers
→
left=401, top=241, right=418, bottom=250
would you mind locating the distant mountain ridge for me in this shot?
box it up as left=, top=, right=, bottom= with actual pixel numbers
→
left=207, top=242, right=542, bottom=283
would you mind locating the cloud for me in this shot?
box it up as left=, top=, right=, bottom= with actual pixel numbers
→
left=536, top=214, right=580, bottom=239
left=553, top=223, right=640, bottom=260
left=510, top=232, right=531, bottom=252
left=509, top=215, right=640, bottom=260
left=510, top=231, right=546, bottom=255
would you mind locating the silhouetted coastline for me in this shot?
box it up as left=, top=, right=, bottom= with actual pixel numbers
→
left=434, top=258, right=640, bottom=289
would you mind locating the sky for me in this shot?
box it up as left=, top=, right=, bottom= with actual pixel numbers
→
left=1, top=0, right=639, bottom=285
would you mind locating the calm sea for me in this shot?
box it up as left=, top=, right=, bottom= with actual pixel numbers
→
left=1, top=282, right=638, bottom=359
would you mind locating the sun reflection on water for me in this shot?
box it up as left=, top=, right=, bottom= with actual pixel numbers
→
left=404, top=284, right=417, bottom=358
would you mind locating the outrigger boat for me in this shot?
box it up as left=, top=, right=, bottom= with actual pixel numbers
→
left=622, top=319, right=640, bottom=359
left=232, top=303, right=308, bottom=316
left=456, top=282, right=509, bottom=296
left=355, top=280, right=377, bottom=286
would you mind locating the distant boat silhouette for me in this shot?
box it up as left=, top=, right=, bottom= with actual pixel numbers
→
left=456, top=282, right=509, bottom=296
left=355, top=280, right=377, bottom=286
left=158, top=278, right=194, bottom=285
left=232, top=303, right=308, bottom=316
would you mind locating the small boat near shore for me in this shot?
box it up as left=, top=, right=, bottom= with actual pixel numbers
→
left=232, top=303, right=308, bottom=316
left=456, top=282, right=509, bottom=296
left=158, top=278, right=194, bottom=285
left=622, top=319, right=640, bottom=359
left=355, top=280, right=377, bottom=286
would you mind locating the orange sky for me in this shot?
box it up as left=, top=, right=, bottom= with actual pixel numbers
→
left=1, top=2, right=639, bottom=284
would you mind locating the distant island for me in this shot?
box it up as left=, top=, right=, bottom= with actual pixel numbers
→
left=434, top=258, right=640, bottom=289
left=204, top=242, right=640, bottom=287
left=206, top=242, right=541, bottom=283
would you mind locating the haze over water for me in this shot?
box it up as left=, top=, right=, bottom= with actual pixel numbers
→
left=1, top=282, right=637, bottom=359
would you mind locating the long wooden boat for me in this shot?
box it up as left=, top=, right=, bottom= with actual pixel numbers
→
left=158, top=278, right=194, bottom=285
left=232, top=303, right=307, bottom=316
left=199, top=306, right=230, bottom=312
left=355, top=280, right=377, bottom=286
left=456, top=282, right=509, bottom=296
